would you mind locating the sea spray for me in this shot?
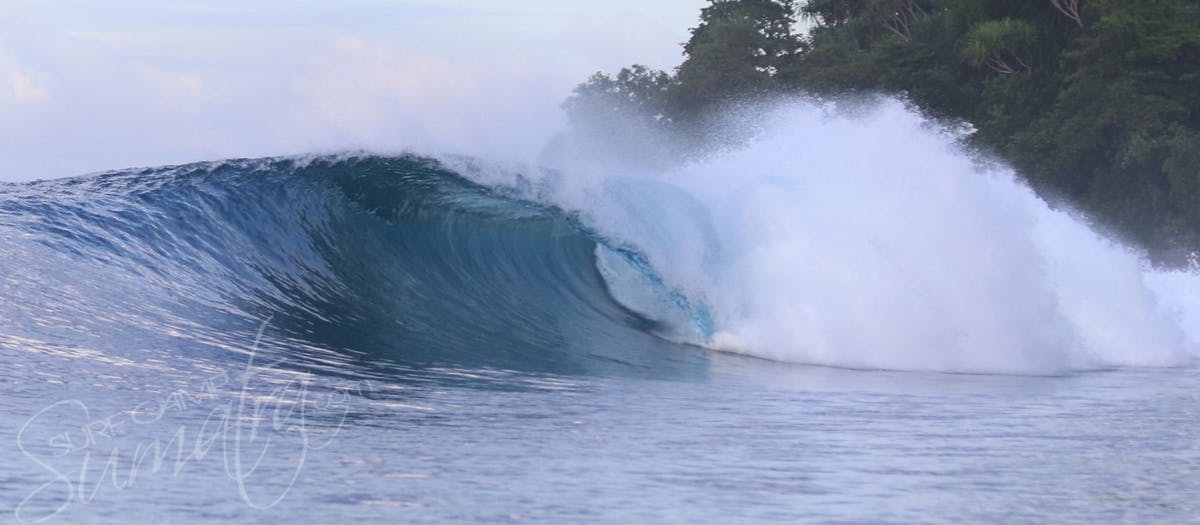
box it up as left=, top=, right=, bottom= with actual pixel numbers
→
left=3, top=98, right=1195, bottom=376
left=495, top=98, right=1200, bottom=373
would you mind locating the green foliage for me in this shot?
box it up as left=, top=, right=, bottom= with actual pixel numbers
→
left=673, top=0, right=802, bottom=116
left=567, top=0, right=1200, bottom=262
left=564, top=65, right=674, bottom=127
left=962, top=18, right=1036, bottom=74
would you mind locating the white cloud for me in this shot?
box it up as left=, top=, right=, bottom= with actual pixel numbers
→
left=6, top=70, right=50, bottom=103
left=0, top=43, right=51, bottom=105
left=134, top=64, right=208, bottom=112
left=286, top=36, right=564, bottom=162
left=0, top=0, right=705, bottom=181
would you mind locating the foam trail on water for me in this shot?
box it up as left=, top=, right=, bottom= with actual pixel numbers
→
left=514, top=99, right=1199, bottom=374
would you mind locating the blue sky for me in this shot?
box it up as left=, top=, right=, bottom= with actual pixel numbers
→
left=0, top=1, right=706, bottom=180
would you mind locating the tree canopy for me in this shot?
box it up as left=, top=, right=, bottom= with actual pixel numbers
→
left=565, top=0, right=1200, bottom=263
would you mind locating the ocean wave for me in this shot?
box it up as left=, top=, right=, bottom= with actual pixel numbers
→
left=1, top=101, right=1197, bottom=376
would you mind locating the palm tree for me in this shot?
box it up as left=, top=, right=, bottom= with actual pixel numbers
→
left=961, top=19, right=1037, bottom=74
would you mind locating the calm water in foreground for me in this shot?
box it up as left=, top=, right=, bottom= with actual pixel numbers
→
left=3, top=349, right=1198, bottom=524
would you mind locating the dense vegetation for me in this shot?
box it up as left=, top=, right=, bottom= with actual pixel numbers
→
left=566, top=0, right=1200, bottom=263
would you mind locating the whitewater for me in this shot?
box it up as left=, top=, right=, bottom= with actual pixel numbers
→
left=452, top=98, right=1200, bottom=374
left=4, top=98, right=1200, bottom=524
left=2, top=98, right=1198, bottom=376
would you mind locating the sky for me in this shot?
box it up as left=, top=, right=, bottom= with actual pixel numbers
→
left=0, top=0, right=707, bottom=181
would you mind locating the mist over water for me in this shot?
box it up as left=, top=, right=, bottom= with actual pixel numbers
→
left=9, top=5, right=1200, bottom=523
left=5, top=0, right=1195, bottom=377
left=459, top=98, right=1200, bottom=374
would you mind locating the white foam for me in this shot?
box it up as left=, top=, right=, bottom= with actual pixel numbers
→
left=485, top=98, right=1200, bottom=374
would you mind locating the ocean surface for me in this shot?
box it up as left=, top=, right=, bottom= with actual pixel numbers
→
left=2, top=102, right=1199, bottom=523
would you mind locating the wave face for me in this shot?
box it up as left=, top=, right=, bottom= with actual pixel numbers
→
left=0, top=156, right=706, bottom=378
left=0, top=100, right=1197, bottom=376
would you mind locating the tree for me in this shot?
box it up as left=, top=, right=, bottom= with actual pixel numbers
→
left=563, top=65, right=674, bottom=127
left=671, top=0, right=802, bottom=115
left=1047, top=0, right=1083, bottom=28
left=801, top=0, right=868, bottom=28
left=564, top=0, right=1200, bottom=262
left=962, top=19, right=1037, bottom=74
left=800, top=0, right=942, bottom=39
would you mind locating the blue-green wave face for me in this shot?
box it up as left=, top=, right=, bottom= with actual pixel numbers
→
left=2, top=102, right=1198, bottom=379
left=0, top=155, right=710, bottom=381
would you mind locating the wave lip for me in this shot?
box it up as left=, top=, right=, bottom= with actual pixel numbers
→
left=3, top=101, right=1199, bottom=377
left=522, top=99, right=1200, bottom=375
